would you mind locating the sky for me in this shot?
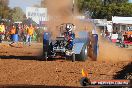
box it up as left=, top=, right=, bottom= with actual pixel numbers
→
left=8, top=0, right=42, bottom=12
left=129, top=0, right=132, bottom=2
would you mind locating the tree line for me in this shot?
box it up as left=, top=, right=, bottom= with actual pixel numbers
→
left=0, top=0, right=25, bottom=22
left=77, top=0, right=132, bottom=20
left=1, top=0, right=132, bottom=21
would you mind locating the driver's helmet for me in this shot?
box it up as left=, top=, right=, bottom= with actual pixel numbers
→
left=66, top=24, right=73, bottom=32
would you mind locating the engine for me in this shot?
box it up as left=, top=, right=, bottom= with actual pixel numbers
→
left=50, top=23, right=75, bottom=55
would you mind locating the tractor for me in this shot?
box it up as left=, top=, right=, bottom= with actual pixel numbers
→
left=116, top=27, right=132, bottom=48
left=43, top=23, right=98, bottom=62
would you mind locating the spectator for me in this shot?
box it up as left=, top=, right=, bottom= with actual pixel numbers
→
left=25, top=24, right=34, bottom=46
left=9, top=25, right=16, bottom=45
left=23, top=24, right=29, bottom=44
left=16, top=24, right=22, bottom=41
left=0, top=22, right=5, bottom=43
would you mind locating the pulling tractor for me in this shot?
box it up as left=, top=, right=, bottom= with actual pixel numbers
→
left=43, top=23, right=98, bottom=62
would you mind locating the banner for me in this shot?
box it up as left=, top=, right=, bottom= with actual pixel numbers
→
left=26, top=7, right=47, bottom=24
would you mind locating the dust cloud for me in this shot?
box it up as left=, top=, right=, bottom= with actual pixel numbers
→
left=43, top=0, right=93, bottom=38
left=98, top=35, right=132, bottom=62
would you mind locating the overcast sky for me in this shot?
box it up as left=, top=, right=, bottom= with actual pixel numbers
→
left=8, top=0, right=42, bottom=12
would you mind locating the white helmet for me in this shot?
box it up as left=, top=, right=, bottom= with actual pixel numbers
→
left=66, top=24, right=73, bottom=32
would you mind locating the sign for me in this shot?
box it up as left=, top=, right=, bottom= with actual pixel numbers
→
left=26, top=7, right=47, bottom=24
left=94, top=19, right=107, bottom=26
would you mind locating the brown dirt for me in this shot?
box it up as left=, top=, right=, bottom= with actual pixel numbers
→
left=0, top=43, right=131, bottom=87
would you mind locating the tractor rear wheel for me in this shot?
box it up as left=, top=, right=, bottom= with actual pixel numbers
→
left=43, top=32, right=51, bottom=61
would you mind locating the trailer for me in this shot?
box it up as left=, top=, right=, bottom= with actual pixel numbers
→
left=43, top=23, right=98, bottom=62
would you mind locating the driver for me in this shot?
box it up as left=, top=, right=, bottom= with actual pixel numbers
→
left=64, top=24, right=75, bottom=50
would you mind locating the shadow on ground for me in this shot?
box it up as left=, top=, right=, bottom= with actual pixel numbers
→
left=0, top=85, right=83, bottom=88
left=0, top=55, right=74, bottom=61
left=0, top=55, right=44, bottom=61
left=113, top=62, right=132, bottom=79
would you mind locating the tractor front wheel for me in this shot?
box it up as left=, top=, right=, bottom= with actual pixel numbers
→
left=44, top=52, right=48, bottom=61
left=72, top=53, right=75, bottom=62
left=78, top=45, right=88, bottom=61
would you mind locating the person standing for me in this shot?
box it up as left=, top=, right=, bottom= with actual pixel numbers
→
left=25, top=24, right=34, bottom=46
left=9, top=25, right=16, bottom=45
left=22, top=24, right=29, bottom=45
left=0, top=22, right=5, bottom=43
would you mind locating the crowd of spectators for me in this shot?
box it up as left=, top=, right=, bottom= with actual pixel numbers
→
left=0, top=22, right=41, bottom=46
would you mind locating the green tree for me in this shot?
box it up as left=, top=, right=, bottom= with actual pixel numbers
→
left=77, top=0, right=132, bottom=20
left=0, top=5, right=10, bottom=19
left=103, top=0, right=128, bottom=5
left=11, top=7, right=25, bottom=22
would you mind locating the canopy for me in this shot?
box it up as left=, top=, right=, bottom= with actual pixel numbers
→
left=112, top=16, right=132, bottom=24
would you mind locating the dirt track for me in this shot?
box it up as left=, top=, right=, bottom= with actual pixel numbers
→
left=0, top=0, right=131, bottom=86
left=0, top=43, right=131, bottom=87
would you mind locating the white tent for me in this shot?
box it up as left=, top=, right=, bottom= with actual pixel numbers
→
left=112, top=16, right=132, bottom=24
